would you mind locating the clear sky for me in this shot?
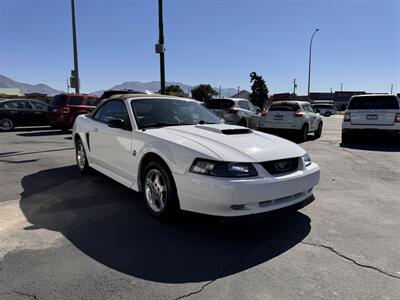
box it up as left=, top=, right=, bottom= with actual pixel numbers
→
left=0, top=0, right=399, bottom=95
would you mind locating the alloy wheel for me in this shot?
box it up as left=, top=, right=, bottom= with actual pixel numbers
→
left=145, top=169, right=168, bottom=213
left=76, top=143, right=86, bottom=170
left=0, top=119, right=13, bottom=131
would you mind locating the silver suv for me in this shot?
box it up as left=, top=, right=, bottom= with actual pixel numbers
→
left=204, top=98, right=261, bottom=129
left=312, top=103, right=337, bottom=117
left=342, top=94, right=400, bottom=143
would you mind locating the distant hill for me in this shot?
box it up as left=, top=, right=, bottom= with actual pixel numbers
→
left=0, top=74, right=63, bottom=96
left=91, top=81, right=238, bottom=98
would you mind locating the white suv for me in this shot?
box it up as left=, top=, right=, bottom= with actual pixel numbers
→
left=260, top=101, right=323, bottom=142
left=342, top=94, right=400, bottom=143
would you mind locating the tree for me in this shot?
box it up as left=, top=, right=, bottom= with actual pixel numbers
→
left=249, top=72, right=269, bottom=109
left=162, top=85, right=184, bottom=95
left=191, top=84, right=218, bottom=101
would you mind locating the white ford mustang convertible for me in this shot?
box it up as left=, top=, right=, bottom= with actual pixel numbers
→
left=73, top=94, right=320, bottom=219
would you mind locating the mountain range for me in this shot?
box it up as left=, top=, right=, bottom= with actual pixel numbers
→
left=91, top=81, right=238, bottom=98
left=0, top=75, right=63, bottom=96
left=0, top=74, right=239, bottom=98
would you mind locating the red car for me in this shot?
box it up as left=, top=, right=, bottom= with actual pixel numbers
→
left=48, top=94, right=99, bottom=132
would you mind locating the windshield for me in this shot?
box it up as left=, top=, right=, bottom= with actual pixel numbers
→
left=131, top=98, right=223, bottom=129
left=269, top=103, right=300, bottom=111
left=348, top=96, right=399, bottom=110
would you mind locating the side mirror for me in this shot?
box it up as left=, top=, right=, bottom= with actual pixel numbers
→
left=107, top=118, right=126, bottom=129
left=255, top=106, right=261, bottom=113
left=315, top=109, right=320, bottom=113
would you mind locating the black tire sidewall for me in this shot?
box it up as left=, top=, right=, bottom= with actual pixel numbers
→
left=315, top=122, right=322, bottom=138
left=299, top=124, right=308, bottom=142
left=142, top=160, right=179, bottom=219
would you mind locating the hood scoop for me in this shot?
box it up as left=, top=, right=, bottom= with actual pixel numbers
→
left=194, top=125, right=252, bottom=135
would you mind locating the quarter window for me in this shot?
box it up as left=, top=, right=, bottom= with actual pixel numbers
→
left=69, top=96, right=84, bottom=105
left=30, top=101, right=47, bottom=111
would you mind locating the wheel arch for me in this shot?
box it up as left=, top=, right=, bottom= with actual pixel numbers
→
left=137, top=152, right=173, bottom=192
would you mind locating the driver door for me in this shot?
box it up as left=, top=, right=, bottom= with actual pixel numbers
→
left=90, top=100, right=134, bottom=187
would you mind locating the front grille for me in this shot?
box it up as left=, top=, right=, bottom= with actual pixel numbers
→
left=260, top=157, right=299, bottom=175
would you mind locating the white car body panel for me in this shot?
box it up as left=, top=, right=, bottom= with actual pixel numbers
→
left=73, top=96, right=320, bottom=217
left=342, top=95, right=400, bottom=133
left=260, top=101, right=322, bottom=133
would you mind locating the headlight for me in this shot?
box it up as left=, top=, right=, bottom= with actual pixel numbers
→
left=302, top=153, right=312, bottom=167
left=190, top=159, right=258, bottom=177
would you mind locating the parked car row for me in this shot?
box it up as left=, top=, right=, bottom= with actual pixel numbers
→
left=0, top=94, right=100, bottom=132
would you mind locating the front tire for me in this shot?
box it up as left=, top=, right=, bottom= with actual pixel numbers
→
left=0, top=118, right=14, bottom=132
left=75, top=139, right=91, bottom=174
left=142, top=160, right=179, bottom=220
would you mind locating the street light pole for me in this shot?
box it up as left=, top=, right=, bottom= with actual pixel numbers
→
left=307, top=28, right=319, bottom=97
left=70, top=0, right=80, bottom=94
left=157, top=0, right=166, bottom=94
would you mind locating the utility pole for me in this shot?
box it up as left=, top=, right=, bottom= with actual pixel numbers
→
left=293, top=78, right=297, bottom=95
left=67, top=79, right=70, bottom=94
left=340, top=83, right=343, bottom=92
left=70, top=0, right=80, bottom=94
left=156, top=0, right=166, bottom=94
left=219, top=85, right=222, bottom=98
left=390, top=84, right=393, bottom=94
left=237, top=86, right=240, bottom=94
left=307, top=28, right=319, bottom=96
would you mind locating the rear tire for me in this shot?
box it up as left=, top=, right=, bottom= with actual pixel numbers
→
left=341, top=131, right=350, bottom=144
left=314, top=122, right=323, bottom=139
left=0, top=118, right=14, bottom=132
left=61, top=126, right=70, bottom=133
left=298, top=124, right=309, bottom=142
left=142, top=160, right=179, bottom=220
left=75, top=139, right=91, bottom=174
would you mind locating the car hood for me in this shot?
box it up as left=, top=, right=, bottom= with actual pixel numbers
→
left=144, top=124, right=306, bottom=162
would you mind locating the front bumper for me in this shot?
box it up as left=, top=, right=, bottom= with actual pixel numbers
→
left=174, top=162, right=320, bottom=217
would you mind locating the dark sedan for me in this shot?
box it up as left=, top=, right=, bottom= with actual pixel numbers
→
left=0, top=99, right=49, bottom=131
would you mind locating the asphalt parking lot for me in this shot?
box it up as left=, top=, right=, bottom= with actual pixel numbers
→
left=0, top=115, right=399, bottom=300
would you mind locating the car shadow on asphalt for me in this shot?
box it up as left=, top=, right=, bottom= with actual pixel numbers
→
left=17, top=131, right=70, bottom=137
left=19, top=165, right=312, bottom=284
left=340, top=136, right=400, bottom=152
left=8, top=126, right=53, bottom=132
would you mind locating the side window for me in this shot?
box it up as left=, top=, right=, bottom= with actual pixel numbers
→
left=69, top=96, right=84, bottom=105
left=247, top=101, right=256, bottom=112
left=7, top=101, right=32, bottom=110
left=30, top=101, right=47, bottom=111
left=308, top=105, right=316, bottom=113
left=239, top=101, right=250, bottom=110
left=85, top=97, right=99, bottom=107
left=3, top=101, right=19, bottom=109
left=98, top=101, right=130, bottom=125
